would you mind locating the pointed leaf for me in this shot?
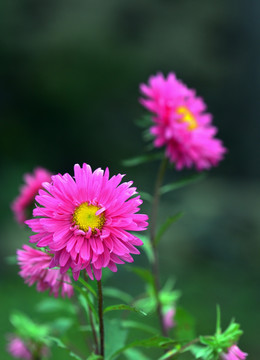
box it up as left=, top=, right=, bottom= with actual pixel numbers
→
left=105, top=319, right=128, bottom=360
left=87, top=354, right=103, bottom=360
left=139, top=191, right=153, bottom=203
left=122, top=152, right=164, bottom=167
left=102, top=287, right=133, bottom=304
left=103, top=304, right=146, bottom=316
left=126, top=266, right=154, bottom=287
left=134, top=115, right=153, bottom=128
left=77, top=276, right=97, bottom=297
left=121, top=320, right=157, bottom=334
left=109, top=336, right=177, bottom=360
left=155, top=212, right=184, bottom=245
left=159, top=173, right=206, bottom=195
left=124, top=348, right=150, bottom=360
left=35, top=298, right=75, bottom=314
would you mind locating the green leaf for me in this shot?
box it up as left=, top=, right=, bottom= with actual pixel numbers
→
left=69, top=352, right=84, bottom=360
left=122, top=152, right=164, bottom=167
left=102, top=287, right=133, bottom=304
left=109, top=336, right=176, bottom=360
left=5, top=255, right=17, bottom=265
left=155, top=212, right=184, bottom=245
left=138, top=234, right=154, bottom=263
left=47, top=336, right=67, bottom=349
left=73, top=284, right=98, bottom=321
left=10, top=312, right=50, bottom=341
left=105, top=319, right=128, bottom=360
left=134, top=115, right=153, bottom=128
left=35, top=298, right=75, bottom=315
left=158, top=347, right=180, bottom=360
left=139, top=191, right=153, bottom=203
left=49, top=317, right=74, bottom=334
left=126, top=266, right=154, bottom=288
left=216, top=305, right=221, bottom=335
left=87, top=353, right=103, bottom=360
left=174, top=307, right=196, bottom=342
left=47, top=336, right=84, bottom=360
left=77, top=276, right=97, bottom=297
left=124, top=348, right=150, bottom=360
left=159, top=173, right=206, bottom=195
left=121, top=320, right=157, bottom=334
left=103, top=304, right=146, bottom=316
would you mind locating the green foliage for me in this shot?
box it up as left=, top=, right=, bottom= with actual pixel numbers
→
left=10, top=311, right=50, bottom=343
left=110, top=335, right=177, bottom=360
left=127, top=266, right=155, bottom=288
left=105, top=319, right=128, bottom=360
left=35, top=298, right=76, bottom=315
left=136, top=234, right=154, bottom=263
left=121, top=320, right=157, bottom=335
left=124, top=348, right=150, bottom=360
left=87, top=354, right=103, bottom=360
left=122, top=152, right=164, bottom=167
left=175, top=307, right=196, bottom=342
left=47, top=336, right=83, bottom=360
left=77, top=276, right=97, bottom=297
left=159, top=173, right=206, bottom=195
left=49, top=317, right=75, bottom=334
left=103, top=304, right=147, bottom=316
left=134, top=115, right=153, bottom=129
left=155, top=211, right=184, bottom=245
left=134, top=279, right=180, bottom=315
left=102, top=287, right=133, bottom=304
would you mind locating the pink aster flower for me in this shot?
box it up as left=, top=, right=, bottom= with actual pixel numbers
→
left=221, top=345, right=248, bottom=360
left=26, top=164, right=148, bottom=281
left=7, top=336, right=31, bottom=360
left=140, top=72, right=226, bottom=171
left=163, top=307, right=176, bottom=332
left=17, top=245, right=73, bottom=298
left=12, top=167, right=52, bottom=224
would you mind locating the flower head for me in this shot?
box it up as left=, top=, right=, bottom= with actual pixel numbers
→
left=221, top=345, right=248, bottom=360
left=12, top=167, right=52, bottom=224
left=17, top=245, right=73, bottom=298
left=140, top=72, right=226, bottom=171
left=163, top=307, right=176, bottom=332
left=26, top=164, right=148, bottom=281
left=7, top=336, right=31, bottom=360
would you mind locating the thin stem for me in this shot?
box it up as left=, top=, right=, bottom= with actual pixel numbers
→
left=97, top=280, right=105, bottom=357
left=83, top=272, right=99, bottom=354
left=150, top=157, right=168, bottom=337
left=164, top=337, right=201, bottom=359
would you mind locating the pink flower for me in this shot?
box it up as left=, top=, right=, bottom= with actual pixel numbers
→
left=221, top=345, right=248, bottom=360
left=140, top=73, right=226, bottom=171
left=26, top=164, right=148, bottom=281
left=17, top=245, right=73, bottom=298
left=7, top=336, right=31, bottom=360
left=12, top=167, right=52, bottom=224
left=163, top=307, right=176, bottom=332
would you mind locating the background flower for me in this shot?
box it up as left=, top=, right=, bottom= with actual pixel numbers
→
left=221, top=345, right=248, bottom=360
left=140, top=73, right=226, bottom=171
left=12, top=168, right=52, bottom=224
left=17, top=245, right=73, bottom=298
left=6, top=336, right=31, bottom=360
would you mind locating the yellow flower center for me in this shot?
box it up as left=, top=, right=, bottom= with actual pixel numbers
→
left=73, top=203, right=105, bottom=233
left=176, top=106, right=198, bottom=130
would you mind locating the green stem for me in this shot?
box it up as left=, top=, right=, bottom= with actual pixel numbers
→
left=150, top=158, right=168, bottom=337
left=83, top=272, right=99, bottom=354
left=164, top=337, right=201, bottom=359
left=97, top=280, right=105, bottom=357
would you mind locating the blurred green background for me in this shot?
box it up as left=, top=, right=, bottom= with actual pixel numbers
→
left=1, top=0, right=259, bottom=359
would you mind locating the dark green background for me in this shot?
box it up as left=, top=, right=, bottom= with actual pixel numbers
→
left=1, top=0, right=259, bottom=359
